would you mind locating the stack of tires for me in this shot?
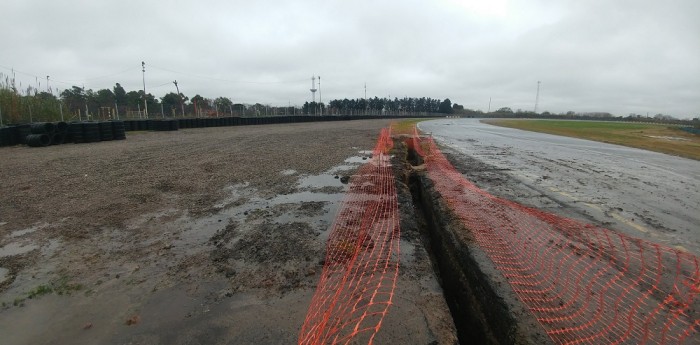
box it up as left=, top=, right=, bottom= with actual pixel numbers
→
left=26, top=122, right=68, bottom=147
left=0, top=120, right=128, bottom=148
left=112, top=121, right=127, bottom=140
left=69, top=122, right=85, bottom=143
left=81, top=122, right=101, bottom=143
left=154, top=119, right=178, bottom=131
left=0, top=127, right=11, bottom=147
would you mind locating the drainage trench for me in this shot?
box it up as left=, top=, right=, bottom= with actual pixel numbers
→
left=397, top=141, right=546, bottom=345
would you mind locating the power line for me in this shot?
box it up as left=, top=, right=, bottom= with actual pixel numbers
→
left=148, top=64, right=308, bottom=85
left=0, top=63, right=137, bottom=86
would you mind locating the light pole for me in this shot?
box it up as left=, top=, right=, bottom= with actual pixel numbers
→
left=318, top=76, right=322, bottom=116
left=173, top=80, right=185, bottom=117
left=142, top=61, right=148, bottom=118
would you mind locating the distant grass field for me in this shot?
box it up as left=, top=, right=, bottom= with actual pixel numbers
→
left=484, top=119, right=700, bottom=161
left=392, top=118, right=428, bottom=135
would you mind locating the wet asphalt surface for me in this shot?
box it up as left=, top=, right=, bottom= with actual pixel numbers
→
left=419, top=118, right=700, bottom=255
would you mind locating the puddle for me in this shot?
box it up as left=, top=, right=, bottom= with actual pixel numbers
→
left=0, top=267, right=8, bottom=284
left=298, top=174, right=344, bottom=189
left=0, top=242, right=39, bottom=257
left=10, top=223, right=49, bottom=238
left=344, top=156, right=371, bottom=164
left=171, top=149, right=376, bottom=255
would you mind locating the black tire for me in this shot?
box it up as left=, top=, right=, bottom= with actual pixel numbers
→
left=111, top=121, right=127, bottom=140
left=99, top=122, right=114, bottom=141
left=30, top=122, right=55, bottom=134
left=82, top=122, right=101, bottom=143
left=26, top=133, right=50, bottom=147
left=16, top=125, right=31, bottom=144
left=0, top=127, right=10, bottom=147
left=50, top=133, right=65, bottom=145
left=69, top=122, right=85, bottom=143
left=55, top=121, right=68, bottom=134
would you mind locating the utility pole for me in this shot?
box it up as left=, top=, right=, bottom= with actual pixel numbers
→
left=114, top=101, right=119, bottom=120
left=534, top=81, right=541, bottom=113
left=318, top=76, right=322, bottom=115
left=173, top=80, right=184, bottom=117
left=488, top=97, right=492, bottom=113
left=46, top=76, right=50, bottom=93
left=142, top=61, right=148, bottom=118
left=364, top=82, right=367, bottom=115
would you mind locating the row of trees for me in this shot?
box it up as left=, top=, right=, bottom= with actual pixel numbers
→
left=325, top=96, right=457, bottom=114
left=1, top=74, right=695, bottom=125
left=1, top=77, right=461, bottom=124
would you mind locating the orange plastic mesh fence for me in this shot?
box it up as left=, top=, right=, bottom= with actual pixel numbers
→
left=299, top=128, right=400, bottom=345
left=410, top=127, right=700, bottom=344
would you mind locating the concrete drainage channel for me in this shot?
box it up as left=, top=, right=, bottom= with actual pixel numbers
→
left=394, top=140, right=549, bottom=345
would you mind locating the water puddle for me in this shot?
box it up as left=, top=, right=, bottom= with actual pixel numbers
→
left=0, top=242, right=39, bottom=257
left=280, top=169, right=298, bottom=176
left=10, top=223, right=49, bottom=238
left=298, top=174, right=344, bottom=189
left=0, top=267, right=9, bottom=284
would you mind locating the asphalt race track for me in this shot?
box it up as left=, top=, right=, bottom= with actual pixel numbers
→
left=419, top=118, right=700, bottom=255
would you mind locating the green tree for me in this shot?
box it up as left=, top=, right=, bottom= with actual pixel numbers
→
left=113, top=83, right=126, bottom=105
left=95, top=89, right=115, bottom=107
left=161, top=92, right=182, bottom=116
left=214, top=97, right=233, bottom=114
left=60, top=86, right=86, bottom=114
left=438, top=98, right=453, bottom=114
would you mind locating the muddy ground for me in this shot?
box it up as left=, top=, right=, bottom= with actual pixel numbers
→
left=0, top=120, right=457, bottom=345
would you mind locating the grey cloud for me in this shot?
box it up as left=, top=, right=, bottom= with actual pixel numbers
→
left=1, top=0, right=697, bottom=118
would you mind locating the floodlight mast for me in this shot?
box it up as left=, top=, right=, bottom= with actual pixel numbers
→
left=310, top=75, right=317, bottom=103
left=142, top=61, right=148, bottom=118
left=534, top=81, right=541, bottom=113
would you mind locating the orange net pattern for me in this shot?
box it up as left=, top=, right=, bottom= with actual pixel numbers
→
left=410, top=127, right=700, bottom=344
left=299, top=128, right=400, bottom=345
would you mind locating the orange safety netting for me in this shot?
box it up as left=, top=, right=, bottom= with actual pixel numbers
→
left=299, top=128, right=400, bottom=345
left=410, top=127, right=700, bottom=344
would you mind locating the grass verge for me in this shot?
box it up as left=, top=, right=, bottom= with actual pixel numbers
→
left=392, top=118, right=430, bottom=135
left=484, top=119, right=700, bottom=161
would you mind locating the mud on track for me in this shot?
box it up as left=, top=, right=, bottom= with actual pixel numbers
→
left=0, top=120, right=456, bottom=344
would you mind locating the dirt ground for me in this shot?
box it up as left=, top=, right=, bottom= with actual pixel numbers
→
left=0, top=120, right=457, bottom=345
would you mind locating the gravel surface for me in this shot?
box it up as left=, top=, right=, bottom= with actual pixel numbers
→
left=0, top=119, right=457, bottom=344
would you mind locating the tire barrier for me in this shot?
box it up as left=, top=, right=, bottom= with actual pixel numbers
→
left=0, top=127, right=10, bottom=147
left=30, top=122, right=55, bottom=135
left=299, top=128, right=400, bottom=345
left=25, top=133, right=50, bottom=147
left=153, top=119, right=179, bottom=131
left=121, top=114, right=439, bottom=133
left=111, top=121, right=126, bottom=140
left=98, top=122, right=114, bottom=141
left=406, top=126, right=700, bottom=344
left=82, top=122, right=101, bottom=143
left=50, top=133, right=65, bottom=145
left=0, top=121, right=119, bottom=148
left=69, top=122, right=85, bottom=143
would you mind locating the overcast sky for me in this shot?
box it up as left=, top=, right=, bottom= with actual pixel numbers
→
left=2, top=0, right=698, bottom=118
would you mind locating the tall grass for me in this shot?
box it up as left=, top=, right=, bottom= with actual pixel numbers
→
left=0, top=73, right=68, bottom=125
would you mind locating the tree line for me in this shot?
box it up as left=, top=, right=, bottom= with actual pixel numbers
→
left=1, top=73, right=695, bottom=125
